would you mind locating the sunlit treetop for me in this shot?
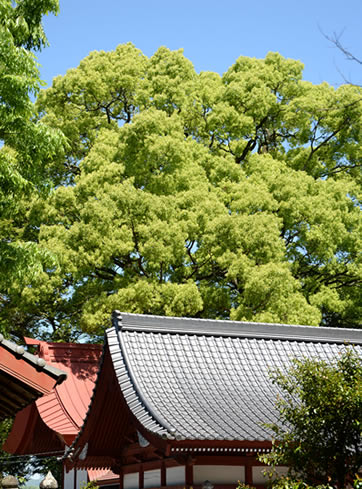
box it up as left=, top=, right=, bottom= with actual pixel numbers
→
left=3, top=43, right=361, bottom=339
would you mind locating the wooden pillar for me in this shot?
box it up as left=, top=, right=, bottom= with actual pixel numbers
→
left=119, top=469, right=123, bottom=489
left=61, top=463, right=65, bottom=489
left=139, top=465, right=144, bottom=489
left=185, top=457, right=194, bottom=489
left=161, top=461, right=166, bottom=487
left=245, top=459, right=253, bottom=486
left=73, top=469, right=77, bottom=489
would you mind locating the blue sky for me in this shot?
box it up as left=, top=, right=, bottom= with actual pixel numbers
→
left=38, top=0, right=361, bottom=87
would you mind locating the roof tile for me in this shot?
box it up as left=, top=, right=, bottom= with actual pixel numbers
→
left=107, top=312, right=362, bottom=442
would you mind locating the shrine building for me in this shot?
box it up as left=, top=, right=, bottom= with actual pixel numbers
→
left=63, top=312, right=362, bottom=489
left=4, top=339, right=102, bottom=489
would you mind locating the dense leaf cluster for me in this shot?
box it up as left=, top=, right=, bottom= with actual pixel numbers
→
left=0, top=0, right=64, bottom=316
left=0, top=0, right=65, bottom=480
left=1, top=43, right=361, bottom=339
left=261, top=350, right=362, bottom=488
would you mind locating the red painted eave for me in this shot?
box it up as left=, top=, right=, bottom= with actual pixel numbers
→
left=0, top=341, right=66, bottom=421
left=33, top=341, right=102, bottom=436
left=0, top=346, right=61, bottom=395
left=66, top=349, right=134, bottom=470
left=87, top=469, right=118, bottom=484
left=4, top=340, right=102, bottom=455
left=3, top=403, right=63, bottom=455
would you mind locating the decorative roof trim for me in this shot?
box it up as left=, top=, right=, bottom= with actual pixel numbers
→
left=109, top=318, right=177, bottom=438
left=170, top=446, right=271, bottom=454
left=113, top=311, right=362, bottom=345
left=0, top=334, right=67, bottom=382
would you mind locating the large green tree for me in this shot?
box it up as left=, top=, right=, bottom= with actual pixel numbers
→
left=0, top=0, right=65, bottom=340
left=2, top=44, right=361, bottom=338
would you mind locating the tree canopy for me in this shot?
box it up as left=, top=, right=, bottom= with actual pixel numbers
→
left=260, top=350, right=362, bottom=488
left=0, top=0, right=64, bottom=332
left=1, top=43, right=361, bottom=339
left=0, top=0, right=66, bottom=478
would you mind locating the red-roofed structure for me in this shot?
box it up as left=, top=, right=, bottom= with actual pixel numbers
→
left=64, top=312, right=362, bottom=489
left=3, top=339, right=103, bottom=489
left=5, top=312, right=362, bottom=489
left=0, top=335, right=66, bottom=421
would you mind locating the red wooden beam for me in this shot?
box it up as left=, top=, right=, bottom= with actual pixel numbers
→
left=161, top=461, right=166, bottom=487
left=138, top=465, right=144, bottom=489
left=193, top=455, right=266, bottom=466
left=0, top=347, right=60, bottom=394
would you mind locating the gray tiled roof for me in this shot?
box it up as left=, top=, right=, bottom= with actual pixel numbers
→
left=108, top=312, right=362, bottom=442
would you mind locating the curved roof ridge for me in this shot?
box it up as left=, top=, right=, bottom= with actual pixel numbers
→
left=31, top=341, right=102, bottom=438
left=114, top=311, right=362, bottom=344
left=107, top=317, right=176, bottom=438
left=36, top=386, right=79, bottom=436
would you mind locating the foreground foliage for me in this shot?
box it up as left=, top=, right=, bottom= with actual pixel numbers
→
left=1, top=43, right=361, bottom=339
left=237, top=476, right=362, bottom=489
left=0, top=0, right=64, bottom=338
left=0, top=1, right=63, bottom=478
left=260, top=350, right=362, bottom=488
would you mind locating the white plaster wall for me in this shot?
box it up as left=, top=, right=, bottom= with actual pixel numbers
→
left=252, top=466, right=289, bottom=485
left=166, top=466, right=185, bottom=486
left=194, top=465, right=245, bottom=484
left=63, top=468, right=73, bottom=489
left=77, top=469, right=89, bottom=489
left=123, top=469, right=162, bottom=489
left=124, top=473, right=138, bottom=489
left=144, top=469, right=160, bottom=489
left=63, top=469, right=88, bottom=489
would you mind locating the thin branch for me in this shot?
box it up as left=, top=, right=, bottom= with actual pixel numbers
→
left=306, top=118, right=349, bottom=166
left=320, top=27, right=362, bottom=86
left=325, top=30, right=362, bottom=65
